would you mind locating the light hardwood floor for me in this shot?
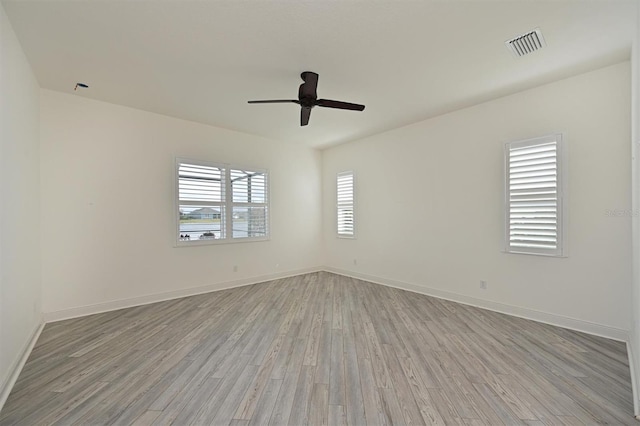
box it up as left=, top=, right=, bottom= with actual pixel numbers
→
left=0, top=272, right=634, bottom=425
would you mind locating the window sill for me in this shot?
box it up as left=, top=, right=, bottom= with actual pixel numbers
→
left=175, top=236, right=270, bottom=247
left=502, top=249, right=567, bottom=258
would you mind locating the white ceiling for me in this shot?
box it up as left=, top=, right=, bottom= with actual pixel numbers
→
left=2, top=0, right=636, bottom=149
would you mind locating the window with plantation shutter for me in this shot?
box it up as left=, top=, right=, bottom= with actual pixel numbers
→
left=176, top=158, right=269, bottom=246
left=505, top=134, right=565, bottom=256
left=337, top=171, right=355, bottom=238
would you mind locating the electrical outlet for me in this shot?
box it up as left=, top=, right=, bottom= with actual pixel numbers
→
left=480, top=280, right=488, bottom=290
left=353, top=259, right=357, bottom=266
left=233, top=265, right=238, bottom=272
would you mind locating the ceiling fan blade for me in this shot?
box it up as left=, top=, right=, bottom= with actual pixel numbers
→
left=316, top=99, right=365, bottom=111
left=299, top=71, right=319, bottom=99
left=301, top=107, right=311, bottom=126
left=248, top=99, right=299, bottom=104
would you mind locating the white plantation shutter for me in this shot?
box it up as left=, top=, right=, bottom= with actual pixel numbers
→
left=337, top=171, right=355, bottom=238
left=230, top=168, right=268, bottom=239
left=505, top=134, right=564, bottom=256
left=178, top=163, right=224, bottom=203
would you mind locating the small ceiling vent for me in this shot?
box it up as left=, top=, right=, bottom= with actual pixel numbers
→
left=505, top=28, right=546, bottom=57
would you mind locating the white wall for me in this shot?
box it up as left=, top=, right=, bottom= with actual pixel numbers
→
left=0, top=2, right=42, bottom=406
left=323, top=62, right=631, bottom=338
left=629, top=0, right=640, bottom=415
left=40, top=90, right=323, bottom=317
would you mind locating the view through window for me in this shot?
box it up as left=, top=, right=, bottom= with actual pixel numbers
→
left=177, top=159, right=269, bottom=245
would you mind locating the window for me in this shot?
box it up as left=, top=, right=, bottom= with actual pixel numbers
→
left=505, top=134, right=565, bottom=256
left=337, top=171, right=355, bottom=238
left=177, top=159, right=268, bottom=245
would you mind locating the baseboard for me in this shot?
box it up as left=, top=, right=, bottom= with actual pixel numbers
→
left=324, top=266, right=629, bottom=342
left=0, top=320, right=44, bottom=412
left=44, top=265, right=630, bottom=341
left=45, top=266, right=630, bottom=341
left=44, top=266, right=323, bottom=323
left=626, top=340, right=639, bottom=416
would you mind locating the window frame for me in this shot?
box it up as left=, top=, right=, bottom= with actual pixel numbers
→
left=504, top=134, right=567, bottom=257
left=337, top=170, right=356, bottom=239
left=175, top=158, right=270, bottom=247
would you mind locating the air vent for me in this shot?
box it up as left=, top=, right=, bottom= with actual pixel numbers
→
left=505, top=28, right=546, bottom=57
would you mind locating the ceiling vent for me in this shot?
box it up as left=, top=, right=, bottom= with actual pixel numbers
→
left=505, top=28, right=546, bottom=57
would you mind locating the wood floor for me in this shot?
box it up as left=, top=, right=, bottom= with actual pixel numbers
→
left=0, top=272, right=634, bottom=425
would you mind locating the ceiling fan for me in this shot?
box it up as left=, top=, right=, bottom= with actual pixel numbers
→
left=248, top=71, right=365, bottom=126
